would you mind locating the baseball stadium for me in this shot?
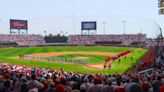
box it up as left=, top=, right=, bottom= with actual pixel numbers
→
left=0, top=0, right=163, bottom=92
left=0, top=34, right=148, bottom=74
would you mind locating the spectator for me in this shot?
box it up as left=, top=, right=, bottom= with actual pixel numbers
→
left=47, top=82, right=55, bottom=92
left=26, top=74, right=44, bottom=91
left=101, top=78, right=115, bottom=92
left=126, top=83, right=143, bottom=92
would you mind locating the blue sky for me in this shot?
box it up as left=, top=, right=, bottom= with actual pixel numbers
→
left=0, top=0, right=163, bottom=38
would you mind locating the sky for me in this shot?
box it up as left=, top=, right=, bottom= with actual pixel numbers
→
left=0, top=0, right=164, bottom=38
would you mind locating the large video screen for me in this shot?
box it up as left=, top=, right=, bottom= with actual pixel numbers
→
left=10, top=19, right=28, bottom=30
left=81, top=21, right=96, bottom=30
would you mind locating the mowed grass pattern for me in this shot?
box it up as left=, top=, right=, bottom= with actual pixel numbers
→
left=0, top=46, right=134, bottom=56
left=0, top=46, right=147, bottom=74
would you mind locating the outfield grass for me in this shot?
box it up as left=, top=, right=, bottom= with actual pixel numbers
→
left=0, top=46, right=147, bottom=74
left=0, top=46, right=134, bottom=56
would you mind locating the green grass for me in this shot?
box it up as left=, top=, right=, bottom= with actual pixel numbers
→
left=0, top=46, right=147, bottom=74
left=0, top=46, right=135, bottom=56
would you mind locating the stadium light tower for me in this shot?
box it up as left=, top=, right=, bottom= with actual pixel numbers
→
left=122, top=20, right=127, bottom=34
left=102, top=21, right=106, bottom=35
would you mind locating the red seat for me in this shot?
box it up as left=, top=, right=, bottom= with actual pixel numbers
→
left=160, top=85, right=164, bottom=92
left=115, top=86, right=125, bottom=92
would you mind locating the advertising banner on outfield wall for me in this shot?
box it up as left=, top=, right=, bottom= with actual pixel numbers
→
left=10, top=19, right=28, bottom=30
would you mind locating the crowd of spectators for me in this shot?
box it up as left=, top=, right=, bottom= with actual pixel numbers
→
left=135, top=50, right=156, bottom=72
left=146, top=40, right=164, bottom=49
left=68, top=34, right=146, bottom=46
left=0, top=35, right=45, bottom=46
left=0, top=62, right=163, bottom=92
left=131, top=45, right=164, bottom=73
left=68, top=35, right=95, bottom=45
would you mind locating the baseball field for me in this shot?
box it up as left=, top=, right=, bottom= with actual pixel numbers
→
left=0, top=46, right=147, bottom=74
